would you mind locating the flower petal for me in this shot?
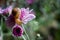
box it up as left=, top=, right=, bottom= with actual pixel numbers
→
left=20, top=8, right=36, bottom=24
left=5, top=15, right=15, bottom=28
left=0, top=7, right=3, bottom=14
left=3, top=5, right=13, bottom=15
left=26, top=0, right=34, bottom=4
left=22, top=14, right=36, bottom=24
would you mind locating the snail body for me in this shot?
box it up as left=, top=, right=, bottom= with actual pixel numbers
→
left=12, top=8, right=22, bottom=25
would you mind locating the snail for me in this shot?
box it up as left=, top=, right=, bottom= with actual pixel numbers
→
left=12, top=8, right=22, bottom=25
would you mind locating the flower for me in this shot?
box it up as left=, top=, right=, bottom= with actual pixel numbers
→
left=12, top=24, right=23, bottom=37
left=5, top=15, right=15, bottom=28
left=3, top=5, right=13, bottom=15
left=0, top=7, right=3, bottom=14
left=5, top=7, right=35, bottom=37
left=5, top=7, right=36, bottom=28
left=20, top=8, right=36, bottom=24
left=0, top=5, right=13, bottom=15
left=26, top=0, right=34, bottom=4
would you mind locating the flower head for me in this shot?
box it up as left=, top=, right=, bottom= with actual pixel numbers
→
left=5, top=8, right=21, bottom=28
left=3, top=5, right=13, bottom=15
left=26, top=0, right=34, bottom=4
left=0, top=5, right=13, bottom=15
left=6, top=7, right=35, bottom=28
left=5, top=15, right=15, bottom=28
left=0, top=7, right=3, bottom=14
left=12, top=24, right=23, bottom=37
left=5, top=7, right=35, bottom=37
left=20, top=8, right=36, bottom=24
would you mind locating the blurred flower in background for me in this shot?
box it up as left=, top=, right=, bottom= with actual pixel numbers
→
left=0, top=5, right=13, bottom=15
left=5, top=15, right=15, bottom=28
left=0, top=7, right=3, bottom=13
left=26, top=0, right=34, bottom=4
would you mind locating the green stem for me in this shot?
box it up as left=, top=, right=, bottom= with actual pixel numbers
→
left=22, top=24, right=30, bottom=40
left=1, top=18, right=3, bottom=40
left=1, top=15, right=7, bottom=20
left=22, top=35, right=26, bottom=40
left=17, top=37, right=19, bottom=40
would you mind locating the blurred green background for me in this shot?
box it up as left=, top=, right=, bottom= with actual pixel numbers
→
left=0, top=0, right=60, bottom=40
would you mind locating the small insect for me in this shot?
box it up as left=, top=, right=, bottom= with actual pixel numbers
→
left=12, top=8, right=22, bottom=25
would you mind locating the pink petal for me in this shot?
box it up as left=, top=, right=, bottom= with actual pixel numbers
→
left=20, top=8, right=36, bottom=24
left=26, top=0, right=34, bottom=4
left=2, top=5, right=13, bottom=15
left=0, top=8, right=3, bottom=14
left=22, top=14, right=36, bottom=24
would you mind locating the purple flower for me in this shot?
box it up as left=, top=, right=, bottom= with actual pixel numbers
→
left=5, top=7, right=35, bottom=28
left=12, top=24, right=23, bottom=37
left=26, top=0, right=34, bottom=4
left=20, top=8, right=36, bottom=24
left=0, top=5, right=13, bottom=15
left=5, top=15, right=15, bottom=28
left=0, top=7, right=3, bottom=14
left=3, top=5, right=13, bottom=15
left=5, top=7, right=35, bottom=37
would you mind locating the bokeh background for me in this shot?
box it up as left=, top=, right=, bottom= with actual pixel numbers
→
left=0, top=0, right=60, bottom=40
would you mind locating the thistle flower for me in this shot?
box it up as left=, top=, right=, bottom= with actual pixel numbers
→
left=6, top=7, right=35, bottom=28
left=3, top=5, right=13, bottom=14
left=5, top=7, right=35, bottom=37
left=12, top=24, right=23, bottom=37
left=26, top=0, right=34, bottom=4
left=20, top=8, right=36, bottom=24
left=5, top=8, right=21, bottom=28
left=5, top=15, right=15, bottom=28
left=0, top=5, right=13, bottom=15
left=0, top=7, right=3, bottom=14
